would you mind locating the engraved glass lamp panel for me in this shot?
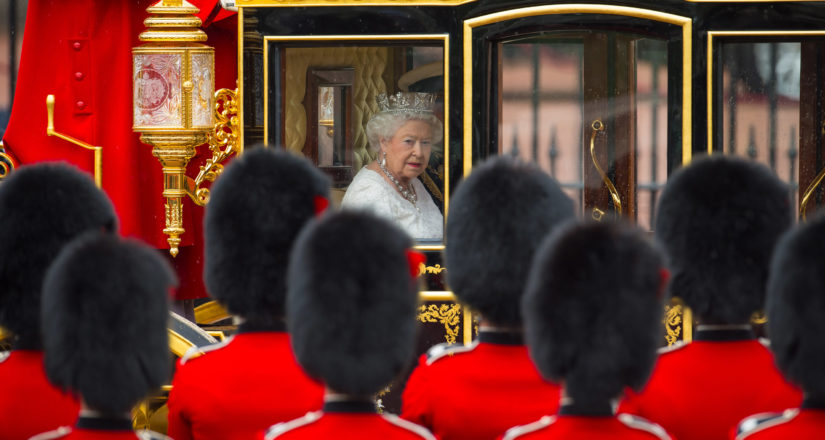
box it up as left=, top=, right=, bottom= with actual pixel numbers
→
left=133, top=49, right=214, bottom=130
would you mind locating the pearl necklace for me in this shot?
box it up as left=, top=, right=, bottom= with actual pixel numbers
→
left=378, top=157, right=418, bottom=207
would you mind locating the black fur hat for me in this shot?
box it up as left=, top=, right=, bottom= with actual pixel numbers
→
left=446, top=156, right=575, bottom=326
left=287, top=211, right=417, bottom=396
left=523, top=220, right=665, bottom=405
left=204, top=147, right=329, bottom=327
left=654, top=155, right=791, bottom=324
left=767, top=213, right=825, bottom=399
left=0, top=163, right=116, bottom=349
left=41, top=232, right=176, bottom=413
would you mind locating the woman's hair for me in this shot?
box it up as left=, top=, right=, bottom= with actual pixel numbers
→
left=365, top=111, right=444, bottom=153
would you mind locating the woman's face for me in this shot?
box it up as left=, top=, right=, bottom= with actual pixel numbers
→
left=380, top=119, right=433, bottom=184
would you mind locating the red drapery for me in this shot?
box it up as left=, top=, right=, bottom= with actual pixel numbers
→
left=2, top=0, right=238, bottom=299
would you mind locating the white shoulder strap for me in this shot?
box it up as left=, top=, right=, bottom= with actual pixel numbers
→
left=425, top=341, right=479, bottom=366
left=501, top=416, right=556, bottom=440
left=264, top=411, right=323, bottom=439
left=28, top=426, right=72, bottom=440
left=382, top=414, right=436, bottom=439
left=617, top=413, right=672, bottom=440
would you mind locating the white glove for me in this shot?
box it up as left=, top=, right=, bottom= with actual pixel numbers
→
left=220, top=0, right=238, bottom=12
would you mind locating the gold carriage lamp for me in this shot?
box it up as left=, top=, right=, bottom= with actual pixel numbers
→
left=132, top=0, right=214, bottom=257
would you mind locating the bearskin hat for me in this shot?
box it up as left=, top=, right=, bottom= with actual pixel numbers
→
left=654, top=155, right=791, bottom=324
left=445, top=156, right=575, bottom=326
left=767, top=213, right=825, bottom=398
left=0, top=163, right=116, bottom=349
left=287, top=211, right=418, bottom=396
left=204, top=147, right=329, bottom=327
left=523, top=220, right=666, bottom=406
left=41, top=232, right=176, bottom=413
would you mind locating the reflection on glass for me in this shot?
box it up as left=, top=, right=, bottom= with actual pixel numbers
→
left=635, top=39, right=669, bottom=230
left=499, top=34, right=668, bottom=229
left=721, top=42, right=800, bottom=214
left=317, top=85, right=347, bottom=167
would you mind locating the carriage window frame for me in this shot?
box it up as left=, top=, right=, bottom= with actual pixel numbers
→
left=461, top=4, right=694, bottom=175
left=262, top=34, right=451, bottom=252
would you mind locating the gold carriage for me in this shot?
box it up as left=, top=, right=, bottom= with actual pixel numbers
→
left=5, top=0, right=825, bottom=432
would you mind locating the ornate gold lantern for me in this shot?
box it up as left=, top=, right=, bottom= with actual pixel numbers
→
left=133, top=0, right=215, bottom=257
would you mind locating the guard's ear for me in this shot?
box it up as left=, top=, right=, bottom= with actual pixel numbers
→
left=405, top=250, right=426, bottom=279
left=657, top=268, right=671, bottom=300
left=313, top=195, right=329, bottom=217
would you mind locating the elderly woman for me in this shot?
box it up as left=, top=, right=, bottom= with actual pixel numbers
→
left=341, top=91, right=444, bottom=240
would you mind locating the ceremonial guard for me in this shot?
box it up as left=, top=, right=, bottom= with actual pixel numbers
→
left=731, top=213, right=825, bottom=439
left=502, top=220, right=673, bottom=439
left=166, top=148, right=327, bottom=439
left=401, top=156, right=575, bottom=440
left=31, top=233, right=176, bottom=439
left=619, top=155, right=802, bottom=440
left=0, top=164, right=116, bottom=440
left=262, top=211, right=433, bottom=439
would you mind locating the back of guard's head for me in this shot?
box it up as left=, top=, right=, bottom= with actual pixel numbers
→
left=204, top=147, right=330, bottom=328
left=287, top=211, right=418, bottom=396
left=446, top=156, right=575, bottom=326
left=0, top=163, right=116, bottom=349
left=42, top=232, right=176, bottom=414
left=654, top=154, right=791, bottom=324
left=523, top=220, right=666, bottom=406
left=767, top=213, right=825, bottom=399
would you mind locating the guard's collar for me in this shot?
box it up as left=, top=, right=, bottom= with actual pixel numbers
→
left=237, top=320, right=287, bottom=334
left=558, top=397, right=616, bottom=417
left=478, top=326, right=524, bottom=345
left=322, top=395, right=376, bottom=414
left=76, top=413, right=133, bottom=431
left=802, top=395, right=825, bottom=410
left=694, top=324, right=755, bottom=342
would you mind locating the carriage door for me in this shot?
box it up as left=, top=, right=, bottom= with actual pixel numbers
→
left=465, top=5, right=691, bottom=229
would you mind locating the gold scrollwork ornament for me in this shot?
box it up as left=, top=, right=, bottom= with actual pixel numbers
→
left=418, top=262, right=446, bottom=275
left=663, top=303, right=683, bottom=346
left=0, top=150, right=14, bottom=180
left=418, top=303, right=461, bottom=344
left=189, top=87, right=240, bottom=206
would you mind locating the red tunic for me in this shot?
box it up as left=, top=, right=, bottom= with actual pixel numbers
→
left=2, top=0, right=236, bottom=299
left=166, top=331, right=324, bottom=440
left=499, top=413, right=672, bottom=440
left=619, top=328, right=802, bottom=440
left=0, top=350, right=79, bottom=440
left=401, top=330, right=561, bottom=440
left=730, top=404, right=825, bottom=439
left=29, top=416, right=169, bottom=440
left=262, top=400, right=435, bottom=439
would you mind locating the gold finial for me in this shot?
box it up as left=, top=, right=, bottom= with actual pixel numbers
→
left=140, top=0, right=206, bottom=43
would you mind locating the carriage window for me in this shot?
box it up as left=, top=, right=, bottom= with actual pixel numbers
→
left=499, top=33, right=669, bottom=230
left=267, top=42, right=447, bottom=243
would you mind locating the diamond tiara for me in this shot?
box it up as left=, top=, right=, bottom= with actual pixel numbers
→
left=376, top=92, right=436, bottom=114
